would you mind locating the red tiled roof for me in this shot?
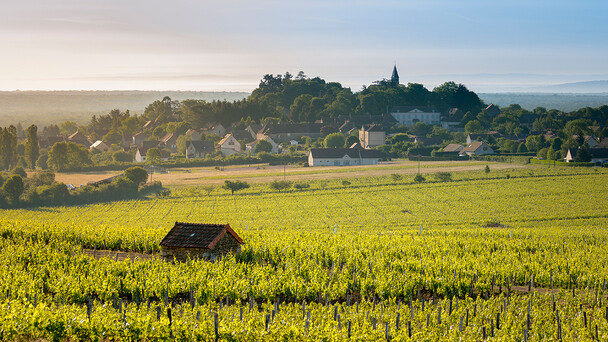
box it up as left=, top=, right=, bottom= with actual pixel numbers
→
left=160, top=222, right=242, bottom=249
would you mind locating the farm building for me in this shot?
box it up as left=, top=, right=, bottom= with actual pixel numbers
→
left=159, top=222, right=243, bottom=261
left=308, top=147, right=383, bottom=166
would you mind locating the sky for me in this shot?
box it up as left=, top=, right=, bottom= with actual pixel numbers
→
left=1, top=0, right=607, bottom=92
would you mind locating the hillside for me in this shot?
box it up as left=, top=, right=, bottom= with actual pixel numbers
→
left=0, top=90, right=249, bottom=127
left=479, top=92, right=608, bottom=112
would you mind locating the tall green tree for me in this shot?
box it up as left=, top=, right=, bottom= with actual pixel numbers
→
left=25, top=125, right=39, bottom=169
left=0, top=126, right=18, bottom=170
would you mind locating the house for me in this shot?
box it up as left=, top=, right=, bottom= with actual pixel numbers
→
left=159, top=133, right=178, bottom=153
left=230, top=129, right=255, bottom=143
left=142, top=120, right=156, bottom=131
left=597, top=138, right=608, bottom=149
left=564, top=148, right=577, bottom=163
left=186, top=140, right=214, bottom=159
left=135, top=147, right=169, bottom=163
left=460, top=141, right=494, bottom=156
left=308, top=147, right=383, bottom=166
left=339, top=120, right=358, bottom=135
left=68, top=131, right=91, bottom=147
left=142, top=140, right=160, bottom=149
left=217, top=133, right=242, bottom=156
left=245, top=124, right=263, bottom=140
left=448, top=108, right=465, bottom=122
left=565, top=147, right=608, bottom=165
left=388, top=106, right=441, bottom=126
left=185, top=129, right=202, bottom=141
left=245, top=135, right=280, bottom=154
left=132, top=132, right=147, bottom=147
left=572, top=135, right=598, bottom=148
left=201, top=122, right=226, bottom=137
left=359, top=124, right=386, bottom=148
left=484, top=104, right=501, bottom=118
left=441, top=120, right=464, bottom=132
left=414, top=136, right=443, bottom=146
left=89, top=140, right=110, bottom=152
left=159, top=222, right=243, bottom=262
left=261, top=123, right=323, bottom=143
left=442, top=144, right=464, bottom=153
left=316, top=117, right=347, bottom=127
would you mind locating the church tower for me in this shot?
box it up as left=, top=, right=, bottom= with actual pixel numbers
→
left=391, top=65, right=399, bottom=85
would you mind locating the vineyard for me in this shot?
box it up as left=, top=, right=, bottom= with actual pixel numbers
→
left=1, top=166, right=608, bottom=340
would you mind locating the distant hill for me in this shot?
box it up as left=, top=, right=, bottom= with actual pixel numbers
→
left=531, top=80, right=608, bottom=93
left=0, top=90, right=249, bottom=127
left=479, top=93, right=608, bottom=112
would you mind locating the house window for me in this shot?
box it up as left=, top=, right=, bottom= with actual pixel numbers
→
left=229, top=141, right=234, bottom=145
left=334, top=160, right=340, bottom=166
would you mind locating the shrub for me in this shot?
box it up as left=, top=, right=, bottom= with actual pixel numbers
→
left=414, top=173, right=425, bottom=183
left=433, top=172, right=452, bottom=182
left=124, top=167, right=148, bottom=185
left=342, top=180, right=351, bottom=186
left=270, top=180, right=293, bottom=192
left=390, top=173, right=402, bottom=182
left=294, top=182, right=310, bottom=190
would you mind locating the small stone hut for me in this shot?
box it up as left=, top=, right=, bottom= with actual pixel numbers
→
left=159, top=222, right=243, bottom=261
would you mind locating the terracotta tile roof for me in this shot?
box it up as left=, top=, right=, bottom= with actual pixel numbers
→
left=160, top=222, right=242, bottom=249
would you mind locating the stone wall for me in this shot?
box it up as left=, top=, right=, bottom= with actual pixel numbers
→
left=208, top=233, right=242, bottom=260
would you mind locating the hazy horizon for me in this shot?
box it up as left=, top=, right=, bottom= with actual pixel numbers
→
left=2, top=1, right=607, bottom=92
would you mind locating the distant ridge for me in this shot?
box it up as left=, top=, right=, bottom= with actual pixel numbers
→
left=0, top=90, right=249, bottom=126
left=531, top=80, right=608, bottom=93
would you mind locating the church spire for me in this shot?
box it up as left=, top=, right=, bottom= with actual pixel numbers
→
left=391, top=64, right=399, bottom=85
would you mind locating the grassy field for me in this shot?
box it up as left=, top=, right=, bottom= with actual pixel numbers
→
left=2, top=165, right=608, bottom=340
left=51, top=159, right=530, bottom=187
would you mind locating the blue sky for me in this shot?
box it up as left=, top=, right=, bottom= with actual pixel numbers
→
left=1, top=0, right=607, bottom=91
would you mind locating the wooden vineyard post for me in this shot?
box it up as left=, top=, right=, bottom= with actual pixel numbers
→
left=385, top=322, right=390, bottom=341
left=347, top=321, right=351, bottom=338
left=407, top=320, right=412, bottom=338
left=214, top=312, right=219, bottom=341
left=395, top=312, right=400, bottom=331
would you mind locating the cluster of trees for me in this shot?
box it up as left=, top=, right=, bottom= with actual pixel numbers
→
left=0, top=167, right=156, bottom=208
left=0, top=125, right=40, bottom=171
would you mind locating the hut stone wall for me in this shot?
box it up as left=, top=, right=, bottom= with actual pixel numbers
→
left=161, top=233, right=241, bottom=262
